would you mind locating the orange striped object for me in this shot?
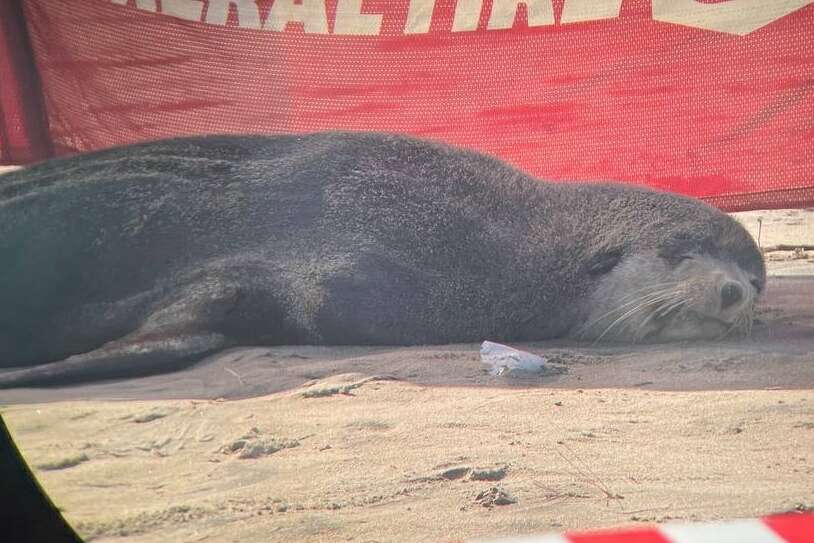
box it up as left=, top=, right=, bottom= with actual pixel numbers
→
left=478, top=514, right=814, bottom=543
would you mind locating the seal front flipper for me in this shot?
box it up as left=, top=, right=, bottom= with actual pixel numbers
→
left=0, top=273, right=245, bottom=388
left=0, top=332, right=228, bottom=388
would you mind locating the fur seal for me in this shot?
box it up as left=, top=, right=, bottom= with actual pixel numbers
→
left=0, top=132, right=765, bottom=388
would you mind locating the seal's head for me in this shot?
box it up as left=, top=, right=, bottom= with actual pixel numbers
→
left=571, top=186, right=765, bottom=343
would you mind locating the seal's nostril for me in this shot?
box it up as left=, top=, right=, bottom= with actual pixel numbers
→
left=720, top=282, right=743, bottom=310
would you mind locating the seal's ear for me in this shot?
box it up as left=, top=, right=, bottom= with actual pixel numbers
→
left=587, top=248, right=623, bottom=276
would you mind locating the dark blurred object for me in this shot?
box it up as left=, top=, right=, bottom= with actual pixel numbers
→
left=0, top=414, right=83, bottom=543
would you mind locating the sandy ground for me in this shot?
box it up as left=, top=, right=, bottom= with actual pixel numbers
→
left=0, top=163, right=812, bottom=541
left=3, top=383, right=813, bottom=543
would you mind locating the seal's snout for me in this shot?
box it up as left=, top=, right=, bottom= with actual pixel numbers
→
left=576, top=247, right=764, bottom=343
left=720, top=281, right=744, bottom=310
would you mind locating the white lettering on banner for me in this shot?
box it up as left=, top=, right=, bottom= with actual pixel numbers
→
left=206, top=0, right=261, bottom=29
left=162, top=0, right=204, bottom=22
left=334, top=0, right=383, bottom=35
left=265, top=0, right=329, bottom=33
left=560, top=0, right=621, bottom=24
left=487, top=0, right=555, bottom=29
left=652, top=0, right=813, bottom=36
left=110, top=0, right=157, bottom=12
left=451, top=0, right=483, bottom=31
left=405, top=0, right=435, bottom=34
left=107, top=0, right=814, bottom=36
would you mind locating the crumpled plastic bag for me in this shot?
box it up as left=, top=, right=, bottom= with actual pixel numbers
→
left=480, top=341, right=547, bottom=376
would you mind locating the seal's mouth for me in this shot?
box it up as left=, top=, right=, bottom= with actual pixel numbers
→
left=664, top=309, right=731, bottom=327
left=643, top=309, right=742, bottom=342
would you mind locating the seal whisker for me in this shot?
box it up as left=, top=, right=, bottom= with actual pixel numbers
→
left=579, top=290, right=680, bottom=336
left=636, top=296, right=689, bottom=339
left=735, top=308, right=754, bottom=339
left=580, top=286, right=679, bottom=328
left=655, top=296, right=688, bottom=319
left=745, top=309, right=755, bottom=338
left=601, top=282, right=682, bottom=306
left=577, top=289, right=679, bottom=339
left=593, top=292, right=683, bottom=342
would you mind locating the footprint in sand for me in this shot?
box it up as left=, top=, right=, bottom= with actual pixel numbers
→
left=217, top=427, right=300, bottom=459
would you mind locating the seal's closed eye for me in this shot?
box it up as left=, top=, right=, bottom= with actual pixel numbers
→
left=587, top=249, right=623, bottom=276
left=657, top=231, right=703, bottom=265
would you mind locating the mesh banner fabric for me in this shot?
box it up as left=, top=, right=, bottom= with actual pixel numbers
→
left=1, top=0, right=813, bottom=211
left=0, top=0, right=50, bottom=164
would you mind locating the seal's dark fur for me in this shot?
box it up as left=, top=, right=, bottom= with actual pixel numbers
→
left=0, top=133, right=764, bottom=387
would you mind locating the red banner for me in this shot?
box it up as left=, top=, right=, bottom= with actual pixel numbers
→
left=4, top=0, right=814, bottom=211
left=0, top=0, right=50, bottom=163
